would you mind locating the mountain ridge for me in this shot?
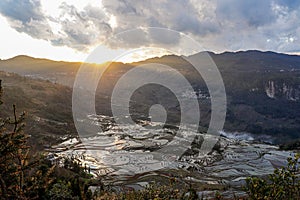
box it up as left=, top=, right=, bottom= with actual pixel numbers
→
left=0, top=50, right=299, bottom=144
left=2, top=49, right=300, bottom=65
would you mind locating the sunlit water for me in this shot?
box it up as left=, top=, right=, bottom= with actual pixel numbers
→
left=47, top=115, right=292, bottom=197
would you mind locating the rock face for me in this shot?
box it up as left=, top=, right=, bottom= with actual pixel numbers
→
left=1, top=51, right=300, bottom=144
left=265, top=80, right=300, bottom=101
left=48, top=115, right=292, bottom=197
left=265, top=80, right=276, bottom=98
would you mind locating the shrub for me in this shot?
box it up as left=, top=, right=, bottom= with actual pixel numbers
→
left=245, top=153, right=300, bottom=200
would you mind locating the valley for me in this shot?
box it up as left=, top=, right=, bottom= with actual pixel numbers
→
left=1, top=50, right=300, bottom=145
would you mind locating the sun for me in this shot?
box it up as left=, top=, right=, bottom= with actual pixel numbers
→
left=114, top=47, right=173, bottom=64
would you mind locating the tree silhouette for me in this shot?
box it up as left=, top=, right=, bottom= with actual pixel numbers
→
left=0, top=79, right=93, bottom=199
left=0, top=79, right=30, bottom=199
left=0, top=80, right=56, bottom=199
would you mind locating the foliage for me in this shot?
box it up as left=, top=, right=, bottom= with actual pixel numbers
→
left=0, top=79, right=56, bottom=199
left=0, top=79, right=31, bottom=199
left=94, top=181, right=200, bottom=200
left=280, top=140, right=300, bottom=151
left=3, top=76, right=300, bottom=199
left=0, top=80, right=93, bottom=199
left=48, top=181, right=75, bottom=200
left=245, top=153, right=300, bottom=200
left=119, top=183, right=183, bottom=200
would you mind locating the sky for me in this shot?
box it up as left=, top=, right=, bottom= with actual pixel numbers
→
left=0, top=0, right=300, bottom=63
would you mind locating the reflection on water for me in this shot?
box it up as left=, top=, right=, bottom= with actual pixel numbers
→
left=48, top=115, right=292, bottom=196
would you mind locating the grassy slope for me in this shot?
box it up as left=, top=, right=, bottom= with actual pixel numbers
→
left=0, top=71, right=75, bottom=150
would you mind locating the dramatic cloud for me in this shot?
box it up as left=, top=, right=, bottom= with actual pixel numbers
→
left=210, top=0, right=300, bottom=53
left=102, top=0, right=219, bottom=36
left=216, top=0, right=276, bottom=27
left=0, top=0, right=53, bottom=39
left=50, top=3, right=112, bottom=51
left=0, top=0, right=300, bottom=54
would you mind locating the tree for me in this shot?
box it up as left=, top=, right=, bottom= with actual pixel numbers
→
left=245, top=153, right=300, bottom=200
left=0, top=80, right=55, bottom=199
left=0, top=79, right=29, bottom=199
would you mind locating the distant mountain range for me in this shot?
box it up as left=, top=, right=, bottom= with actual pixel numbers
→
left=0, top=50, right=300, bottom=145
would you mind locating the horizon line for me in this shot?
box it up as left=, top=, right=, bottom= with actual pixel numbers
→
left=1, top=49, right=300, bottom=65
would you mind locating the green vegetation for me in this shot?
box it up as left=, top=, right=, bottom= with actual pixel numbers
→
left=0, top=79, right=31, bottom=199
left=245, top=153, right=300, bottom=200
left=0, top=71, right=75, bottom=150
left=1, top=76, right=300, bottom=199
left=280, top=140, right=300, bottom=151
left=93, top=182, right=196, bottom=200
left=0, top=80, right=94, bottom=199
